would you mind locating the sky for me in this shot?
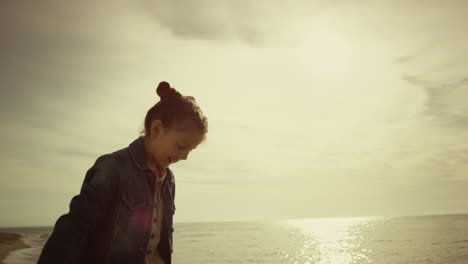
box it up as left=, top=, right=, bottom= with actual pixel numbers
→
left=1, top=0, right=467, bottom=227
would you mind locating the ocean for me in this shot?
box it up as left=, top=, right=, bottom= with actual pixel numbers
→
left=1, top=214, right=467, bottom=264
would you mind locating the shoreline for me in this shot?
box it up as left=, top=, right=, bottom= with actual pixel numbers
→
left=0, top=233, right=30, bottom=264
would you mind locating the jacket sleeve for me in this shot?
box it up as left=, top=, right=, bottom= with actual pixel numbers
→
left=37, top=154, right=121, bottom=264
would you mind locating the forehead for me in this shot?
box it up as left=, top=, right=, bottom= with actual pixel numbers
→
left=167, top=128, right=205, bottom=146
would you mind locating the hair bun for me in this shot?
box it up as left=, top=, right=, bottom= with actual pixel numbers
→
left=156, top=81, right=183, bottom=102
left=156, top=81, right=172, bottom=98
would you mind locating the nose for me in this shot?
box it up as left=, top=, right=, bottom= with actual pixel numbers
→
left=179, top=151, right=189, bottom=161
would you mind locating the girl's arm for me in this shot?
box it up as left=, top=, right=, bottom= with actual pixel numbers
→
left=37, top=154, right=120, bottom=264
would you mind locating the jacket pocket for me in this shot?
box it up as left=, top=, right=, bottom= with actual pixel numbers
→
left=118, top=191, right=151, bottom=231
left=122, top=191, right=147, bottom=210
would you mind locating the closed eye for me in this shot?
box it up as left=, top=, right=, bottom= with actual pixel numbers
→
left=177, top=143, right=188, bottom=150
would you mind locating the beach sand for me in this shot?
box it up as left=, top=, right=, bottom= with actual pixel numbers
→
left=0, top=233, right=29, bottom=263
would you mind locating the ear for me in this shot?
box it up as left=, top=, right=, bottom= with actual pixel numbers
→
left=150, top=120, right=164, bottom=138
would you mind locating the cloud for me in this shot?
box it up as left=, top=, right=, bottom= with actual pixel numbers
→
left=394, top=43, right=439, bottom=64
left=423, top=78, right=468, bottom=125
left=399, top=35, right=468, bottom=180
left=138, top=0, right=322, bottom=47
left=397, top=3, right=468, bottom=129
left=402, top=75, right=468, bottom=128
left=139, top=0, right=274, bottom=46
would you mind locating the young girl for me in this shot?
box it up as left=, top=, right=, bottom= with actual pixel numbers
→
left=38, top=81, right=208, bottom=264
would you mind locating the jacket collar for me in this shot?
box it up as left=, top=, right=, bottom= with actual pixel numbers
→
left=128, top=136, right=174, bottom=185
left=129, top=136, right=152, bottom=171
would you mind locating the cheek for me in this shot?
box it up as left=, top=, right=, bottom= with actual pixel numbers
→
left=155, top=144, right=168, bottom=159
left=161, top=145, right=177, bottom=158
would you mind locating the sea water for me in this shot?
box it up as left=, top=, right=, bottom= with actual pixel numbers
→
left=1, top=214, right=467, bottom=264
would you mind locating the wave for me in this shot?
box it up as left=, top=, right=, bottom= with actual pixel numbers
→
left=4, top=232, right=50, bottom=264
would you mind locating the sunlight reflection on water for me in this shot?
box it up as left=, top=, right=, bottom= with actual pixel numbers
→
left=4, top=215, right=468, bottom=264
left=280, top=217, right=380, bottom=264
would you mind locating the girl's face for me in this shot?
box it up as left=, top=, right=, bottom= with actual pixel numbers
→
left=146, top=120, right=205, bottom=171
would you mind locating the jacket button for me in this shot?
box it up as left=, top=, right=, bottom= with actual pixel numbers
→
left=171, top=227, right=174, bottom=233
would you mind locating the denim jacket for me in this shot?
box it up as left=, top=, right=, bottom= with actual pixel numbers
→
left=38, top=137, right=176, bottom=264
